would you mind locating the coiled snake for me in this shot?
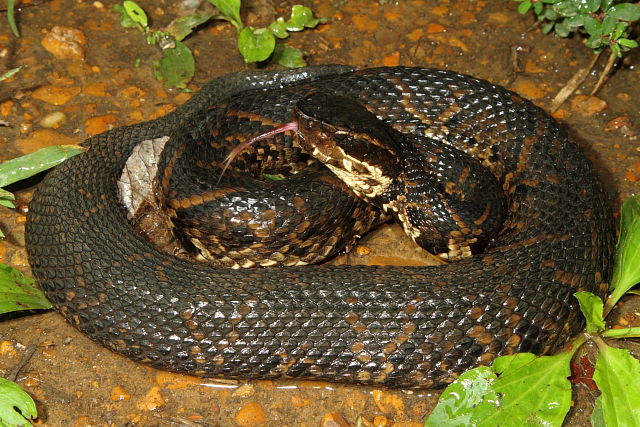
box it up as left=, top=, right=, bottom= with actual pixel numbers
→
left=25, top=66, right=614, bottom=388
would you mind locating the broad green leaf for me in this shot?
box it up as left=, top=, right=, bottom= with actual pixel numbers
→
left=574, top=291, right=605, bottom=334
left=0, top=66, right=21, bottom=82
left=426, top=352, right=573, bottom=426
left=544, top=7, right=558, bottom=20
left=542, top=21, right=555, bottom=33
left=425, top=366, right=497, bottom=427
left=592, top=395, right=605, bottom=427
left=267, top=20, right=290, bottom=39
left=533, top=1, right=543, bottom=14
left=123, top=0, right=148, bottom=28
left=608, top=196, right=640, bottom=308
left=600, top=0, right=614, bottom=11
left=0, top=263, right=52, bottom=314
left=152, top=41, right=195, bottom=89
left=113, top=4, right=136, bottom=29
left=592, top=343, right=640, bottom=426
left=0, top=377, right=37, bottom=426
left=237, top=27, right=276, bottom=63
left=0, top=145, right=84, bottom=188
left=576, top=0, right=600, bottom=13
left=586, top=34, right=605, bottom=49
left=566, top=14, right=585, bottom=28
left=166, top=14, right=214, bottom=42
left=553, top=1, right=578, bottom=17
left=272, top=44, right=306, bottom=68
left=478, top=352, right=573, bottom=426
left=208, top=0, right=243, bottom=31
left=284, top=5, right=325, bottom=31
left=583, top=16, right=602, bottom=36
left=518, top=1, right=532, bottom=14
left=554, top=19, right=571, bottom=37
left=608, top=3, right=640, bottom=21
left=601, top=15, right=617, bottom=36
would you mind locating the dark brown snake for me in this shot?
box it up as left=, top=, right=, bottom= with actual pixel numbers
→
left=25, top=66, right=614, bottom=389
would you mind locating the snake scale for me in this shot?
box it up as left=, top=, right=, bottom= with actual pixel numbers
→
left=25, top=66, right=614, bottom=389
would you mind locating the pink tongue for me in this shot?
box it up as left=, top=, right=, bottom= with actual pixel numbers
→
left=218, top=122, right=298, bottom=184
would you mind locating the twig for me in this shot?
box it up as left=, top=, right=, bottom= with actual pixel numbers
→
left=590, top=50, right=618, bottom=96
left=6, top=344, right=37, bottom=382
left=550, top=51, right=602, bottom=113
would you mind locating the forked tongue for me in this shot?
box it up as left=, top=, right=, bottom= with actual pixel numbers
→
left=217, top=122, right=299, bottom=184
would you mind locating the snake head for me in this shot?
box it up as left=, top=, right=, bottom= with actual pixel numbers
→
left=293, top=92, right=402, bottom=202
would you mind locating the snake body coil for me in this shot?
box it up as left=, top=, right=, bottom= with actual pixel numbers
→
left=25, top=66, right=614, bottom=388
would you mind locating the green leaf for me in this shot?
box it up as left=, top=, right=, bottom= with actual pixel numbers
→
left=152, top=41, right=195, bottom=89
left=586, top=0, right=601, bottom=12
left=544, top=7, right=558, bottom=20
left=618, top=38, right=639, bottom=48
left=0, top=188, right=16, bottom=208
left=0, top=377, right=37, bottom=426
left=0, top=263, right=52, bottom=314
left=166, top=14, right=214, bottom=42
left=592, top=395, right=606, bottom=427
left=481, top=352, right=573, bottom=426
left=586, top=34, right=605, bottom=49
left=576, top=0, right=601, bottom=12
left=608, top=3, right=640, bottom=21
left=533, top=1, right=543, bottom=15
left=113, top=4, right=136, bottom=29
left=601, top=15, right=618, bottom=36
left=7, top=0, right=19, bottom=37
left=518, top=1, right=532, bottom=14
left=208, top=0, right=243, bottom=31
left=554, top=19, right=572, bottom=37
left=284, top=5, right=325, bottom=31
left=542, top=21, right=555, bottom=33
left=602, top=326, right=640, bottom=339
left=566, top=14, right=585, bottom=28
left=272, top=44, right=306, bottom=67
left=612, top=21, right=628, bottom=40
left=592, top=342, right=640, bottom=426
left=267, top=19, right=290, bottom=39
left=426, top=352, right=574, bottom=426
left=600, top=0, right=614, bottom=11
left=425, top=366, right=497, bottom=427
left=0, top=66, right=22, bottom=82
left=123, top=0, right=148, bottom=28
left=237, top=27, right=276, bottom=63
left=0, top=145, right=84, bottom=188
left=574, top=291, right=605, bottom=334
left=583, top=16, right=603, bottom=36
left=608, top=196, right=640, bottom=307
left=553, top=0, right=579, bottom=17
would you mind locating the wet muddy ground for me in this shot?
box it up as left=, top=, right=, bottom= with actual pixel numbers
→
left=0, top=0, right=639, bottom=425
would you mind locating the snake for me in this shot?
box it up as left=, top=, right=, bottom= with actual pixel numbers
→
left=25, top=66, right=614, bottom=389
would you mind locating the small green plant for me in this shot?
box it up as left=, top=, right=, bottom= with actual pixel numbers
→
left=0, top=145, right=83, bottom=238
left=513, top=0, right=640, bottom=57
left=0, top=377, right=38, bottom=427
left=114, top=0, right=325, bottom=88
left=425, top=195, right=640, bottom=426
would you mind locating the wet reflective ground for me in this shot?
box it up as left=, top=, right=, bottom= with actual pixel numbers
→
left=0, top=0, right=639, bottom=425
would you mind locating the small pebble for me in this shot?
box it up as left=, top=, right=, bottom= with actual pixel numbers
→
left=39, top=111, right=67, bottom=128
left=111, top=385, right=131, bottom=401
left=235, top=402, right=267, bottom=426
